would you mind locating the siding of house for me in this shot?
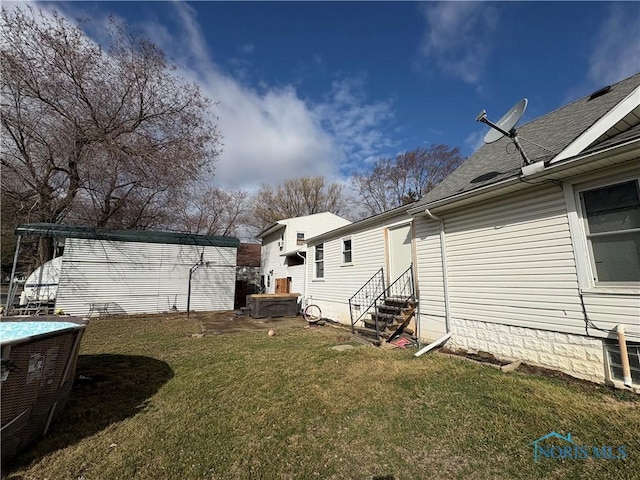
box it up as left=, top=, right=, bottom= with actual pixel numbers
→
left=414, top=217, right=447, bottom=340
left=260, top=213, right=351, bottom=295
left=306, top=212, right=410, bottom=324
left=281, top=213, right=352, bottom=254
left=288, top=263, right=305, bottom=296
left=416, top=179, right=639, bottom=383
left=56, top=238, right=236, bottom=316
left=261, top=229, right=287, bottom=293
left=438, top=184, right=586, bottom=334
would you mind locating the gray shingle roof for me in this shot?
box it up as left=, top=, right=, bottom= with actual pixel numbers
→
left=412, top=73, right=640, bottom=208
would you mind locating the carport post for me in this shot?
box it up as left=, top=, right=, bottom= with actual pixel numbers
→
left=4, top=235, right=22, bottom=314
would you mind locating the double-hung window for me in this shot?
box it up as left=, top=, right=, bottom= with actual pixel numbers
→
left=342, top=237, right=352, bottom=264
left=579, top=178, right=640, bottom=285
left=315, top=243, right=324, bottom=279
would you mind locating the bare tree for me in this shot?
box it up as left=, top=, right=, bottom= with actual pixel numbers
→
left=351, top=145, right=464, bottom=216
left=1, top=6, right=220, bottom=263
left=173, top=185, right=251, bottom=237
left=252, top=176, right=349, bottom=232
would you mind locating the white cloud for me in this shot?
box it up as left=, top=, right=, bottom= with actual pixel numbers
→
left=587, top=5, right=640, bottom=86
left=25, top=1, right=397, bottom=191
left=419, top=2, right=498, bottom=84
left=312, top=76, right=396, bottom=172
left=464, top=129, right=485, bottom=154
left=239, top=44, right=254, bottom=55
left=160, top=3, right=397, bottom=190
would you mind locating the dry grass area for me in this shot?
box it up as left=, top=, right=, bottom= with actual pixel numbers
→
left=3, top=313, right=639, bottom=480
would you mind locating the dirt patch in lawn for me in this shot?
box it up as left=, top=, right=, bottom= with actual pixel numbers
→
left=191, top=310, right=308, bottom=335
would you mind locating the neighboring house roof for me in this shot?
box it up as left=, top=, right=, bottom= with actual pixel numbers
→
left=256, top=212, right=351, bottom=239
left=237, top=243, right=261, bottom=267
left=410, top=73, right=640, bottom=210
left=15, top=223, right=240, bottom=248
left=256, top=221, right=286, bottom=239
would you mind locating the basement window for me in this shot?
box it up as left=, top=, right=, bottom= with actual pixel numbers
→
left=606, top=341, right=640, bottom=385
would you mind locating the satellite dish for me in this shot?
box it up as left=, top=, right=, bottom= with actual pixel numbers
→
left=476, top=98, right=531, bottom=165
left=479, top=98, right=527, bottom=143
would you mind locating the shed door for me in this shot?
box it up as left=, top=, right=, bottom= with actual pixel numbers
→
left=387, top=224, right=413, bottom=283
left=275, top=277, right=291, bottom=294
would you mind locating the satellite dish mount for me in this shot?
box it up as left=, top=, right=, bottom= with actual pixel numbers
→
left=476, top=98, right=531, bottom=165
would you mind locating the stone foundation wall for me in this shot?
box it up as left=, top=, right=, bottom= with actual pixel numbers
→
left=449, top=318, right=606, bottom=383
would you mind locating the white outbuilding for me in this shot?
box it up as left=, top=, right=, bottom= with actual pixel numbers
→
left=7, top=224, right=240, bottom=316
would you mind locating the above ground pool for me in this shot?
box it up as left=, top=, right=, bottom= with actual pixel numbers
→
left=1, top=317, right=87, bottom=464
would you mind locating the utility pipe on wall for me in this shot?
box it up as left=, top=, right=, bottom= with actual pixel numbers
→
left=415, top=209, right=452, bottom=357
left=4, top=235, right=22, bottom=314
left=617, top=325, right=633, bottom=388
left=296, top=250, right=307, bottom=309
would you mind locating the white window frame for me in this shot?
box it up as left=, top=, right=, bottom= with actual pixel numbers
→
left=564, top=170, right=640, bottom=293
left=296, top=232, right=305, bottom=245
left=314, top=243, right=324, bottom=279
left=605, top=340, right=640, bottom=387
left=341, top=237, right=353, bottom=265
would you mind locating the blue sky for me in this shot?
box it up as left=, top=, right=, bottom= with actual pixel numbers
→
left=27, top=1, right=640, bottom=192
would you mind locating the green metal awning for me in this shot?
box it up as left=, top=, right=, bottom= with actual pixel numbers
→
left=15, top=223, right=240, bottom=248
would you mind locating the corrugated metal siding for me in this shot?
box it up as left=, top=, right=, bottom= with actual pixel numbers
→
left=56, top=239, right=236, bottom=316
left=306, top=212, right=409, bottom=324
left=442, top=185, right=586, bottom=335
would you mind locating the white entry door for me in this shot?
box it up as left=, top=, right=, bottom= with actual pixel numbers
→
left=387, top=223, right=413, bottom=284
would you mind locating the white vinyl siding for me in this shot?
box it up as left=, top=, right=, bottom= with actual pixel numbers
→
left=441, top=185, right=586, bottom=335
left=260, top=229, right=288, bottom=294
left=306, top=212, right=409, bottom=324
left=288, top=264, right=305, bottom=296
left=420, top=182, right=639, bottom=340
left=56, top=238, right=236, bottom=316
left=414, top=217, right=447, bottom=340
left=260, top=213, right=351, bottom=295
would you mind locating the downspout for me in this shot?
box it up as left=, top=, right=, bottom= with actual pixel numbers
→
left=296, top=250, right=307, bottom=309
left=617, top=325, right=633, bottom=388
left=415, top=209, right=452, bottom=357
left=187, top=251, right=205, bottom=320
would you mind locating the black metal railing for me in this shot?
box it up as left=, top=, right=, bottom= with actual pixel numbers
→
left=351, top=264, right=415, bottom=341
left=385, top=265, right=415, bottom=304
left=349, top=268, right=385, bottom=332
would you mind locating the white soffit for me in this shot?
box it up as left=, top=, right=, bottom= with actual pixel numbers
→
left=550, top=85, right=640, bottom=164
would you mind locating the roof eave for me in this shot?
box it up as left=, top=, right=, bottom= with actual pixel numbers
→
left=256, top=222, right=286, bottom=239
left=306, top=203, right=416, bottom=245
left=408, top=135, right=640, bottom=215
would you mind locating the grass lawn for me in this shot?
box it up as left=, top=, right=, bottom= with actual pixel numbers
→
left=4, top=314, right=639, bottom=479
